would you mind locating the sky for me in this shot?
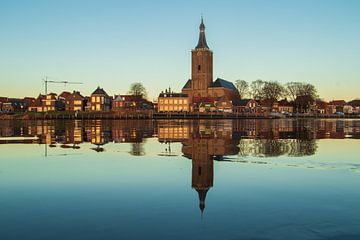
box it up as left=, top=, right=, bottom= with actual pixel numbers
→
left=0, top=0, right=359, bottom=101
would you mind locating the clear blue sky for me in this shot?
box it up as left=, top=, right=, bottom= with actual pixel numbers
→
left=0, top=0, right=359, bottom=101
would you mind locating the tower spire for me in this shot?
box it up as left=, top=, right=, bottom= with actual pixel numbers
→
left=195, top=17, right=209, bottom=49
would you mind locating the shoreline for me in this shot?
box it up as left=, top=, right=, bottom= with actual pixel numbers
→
left=1, top=112, right=359, bottom=120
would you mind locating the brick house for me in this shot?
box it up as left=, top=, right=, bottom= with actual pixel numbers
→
left=89, top=87, right=111, bottom=111
left=112, top=95, right=153, bottom=111
left=23, top=97, right=36, bottom=110
left=42, top=93, right=62, bottom=112
left=28, top=94, right=45, bottom=112
left=233, top=99, right=259, bottom=114
left=158, top=91, right=190, bottom=112
left=278, top=99, right=294, bottom=114
left=65, top=91, right=86, bottom=111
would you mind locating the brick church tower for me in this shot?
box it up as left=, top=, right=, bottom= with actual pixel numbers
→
left=191, top=18, right=213, bottom=97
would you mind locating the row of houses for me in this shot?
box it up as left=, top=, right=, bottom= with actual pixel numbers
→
left=157, top=89, right=360, bottom=115
left=1, top=87, right=359, bottom=116
left=0, top=87, right=153, bottom=113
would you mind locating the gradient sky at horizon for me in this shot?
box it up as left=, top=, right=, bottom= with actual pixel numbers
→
left=0, top=0, right=359, bottom=101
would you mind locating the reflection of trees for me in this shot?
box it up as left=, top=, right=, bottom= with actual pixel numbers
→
left=288, top=139, right=317, bottom=157
left=238, top=139, right=317, bottom=157
left=130, top=142, right=145, bottom=156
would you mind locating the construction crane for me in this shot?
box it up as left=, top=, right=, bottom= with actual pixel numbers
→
left=43, top=76, right=83, bottom=95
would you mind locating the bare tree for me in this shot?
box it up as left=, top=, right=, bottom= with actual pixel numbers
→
left=250, top=79, right=265, bottom=101
left=235, top=79, right=249, bottom=99
left=128, top=82, right=147, bottom=98
left=262, top=81, right=284, bottom=101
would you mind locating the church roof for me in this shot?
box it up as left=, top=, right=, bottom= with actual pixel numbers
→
left=195, top=18, right=209, bottom=49
left=232, top=99, right=253, bottom=106
left=183, top=79, right=192, bottom=89
left=211, top=78, right=238, bottom=91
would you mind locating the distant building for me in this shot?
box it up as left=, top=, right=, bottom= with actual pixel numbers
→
left=278, top=99, right=294, bottom=114
left=89, top=87, right=111, bottom=111
left=65, top=91, right=86, bottom=111
left=42, top=93, right=60, bottom=112
left=23, top=97, right=36, bottom=110
left=329, top=100, right=346, bottom=113
left=158, top=90, right=189, bottom=112
left=112, top=95, right=153, bottom=111
left=0, top=97, right=9, bottom=112
left=233, top=99, right=259, bottom=114
left=2, top=98, right=26, bottom=112
left=28, top=94, right=45, bottom=112
left=181, top=18, right=239, bottom=110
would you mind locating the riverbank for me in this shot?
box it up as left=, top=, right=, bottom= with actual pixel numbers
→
left=1, top=111, right=359, bottom=120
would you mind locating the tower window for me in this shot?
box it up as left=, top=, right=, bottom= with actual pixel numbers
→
left=198, top=166, right=202, bottom=176
left=198, top=65, right=201, bottom=71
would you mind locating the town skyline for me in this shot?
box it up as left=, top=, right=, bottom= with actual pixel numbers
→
left=1, top=0, right=359, bottom=101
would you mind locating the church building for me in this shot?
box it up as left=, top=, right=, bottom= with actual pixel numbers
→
left=182, top=18, right=239, bottom=108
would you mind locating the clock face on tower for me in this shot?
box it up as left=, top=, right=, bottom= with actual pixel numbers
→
left=197, top=52, right=201, bottom=56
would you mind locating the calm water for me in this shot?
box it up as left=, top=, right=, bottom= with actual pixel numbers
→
left=0, top=119, right=359, bottom=240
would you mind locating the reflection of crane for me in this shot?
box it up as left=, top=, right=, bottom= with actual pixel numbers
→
left=43, top=76, right=83, bottom=94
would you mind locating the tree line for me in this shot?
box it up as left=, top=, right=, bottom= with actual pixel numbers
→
left=235, top=79, right=318, bottom=112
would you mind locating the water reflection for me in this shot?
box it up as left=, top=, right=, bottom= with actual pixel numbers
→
left=1, top=119, right=359, bottom=154
left=1, top=119, right=359, bottom=213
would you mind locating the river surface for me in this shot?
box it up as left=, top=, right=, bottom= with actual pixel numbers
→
left=0, top=119, right=359, bottom=240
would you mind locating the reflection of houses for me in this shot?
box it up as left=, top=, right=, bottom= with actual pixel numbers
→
left=111, top=120, right=154, bottom=143
left=85, top=120, right=111, bottom=150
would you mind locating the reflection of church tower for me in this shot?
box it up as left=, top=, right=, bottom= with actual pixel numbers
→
left=192, top=151, right=213, bottom=214
left=191, top=17, right=213, bottom=97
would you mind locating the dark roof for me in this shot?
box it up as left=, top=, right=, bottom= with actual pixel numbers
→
left=195, top=18, right=209, bottom=49
left=278, top=99, right=293, bottom=107
left=159, top=92, right=188, bottom=98
left=232, top=99, right=253, bottom=106
left=92, top=87, right=109, bottom=96
left=211, top=78, right=238, bottom=91
left=183, top=79, right=192, bottom=89
left=348, top=99, right=360, bottom=107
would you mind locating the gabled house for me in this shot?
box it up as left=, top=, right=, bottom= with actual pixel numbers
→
left=42, top=93, right=60, bottom=112
left=278, top=99, right=294, bottom=114
left=89, top=87, right=111, bottom=111
left=233, top=99, right=259, bottom=114
left=112, top=95, right=153, bottom=111
left=28, top=94, right=45, bottom=112
left=65, top=91, right=86, bottom=111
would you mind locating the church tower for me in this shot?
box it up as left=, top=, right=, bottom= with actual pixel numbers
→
left=191, top=18, right=213, bottom=98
